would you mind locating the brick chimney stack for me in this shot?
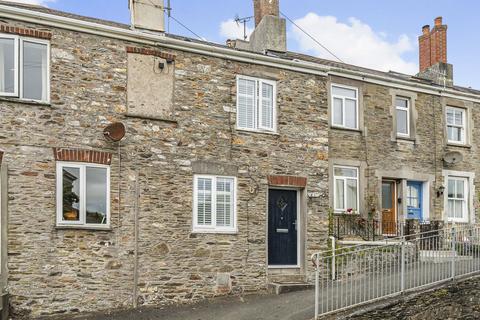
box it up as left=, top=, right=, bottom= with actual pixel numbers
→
left=228, top=0, right=286, bottom=53
left=417, top=17, right=453, bottom=86
left=418, top=17, right=447, bottom=73
left=253, top=0, right=279, bottom=27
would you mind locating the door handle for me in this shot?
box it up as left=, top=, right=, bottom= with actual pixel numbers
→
left=293, top=220, right=297, bottom=231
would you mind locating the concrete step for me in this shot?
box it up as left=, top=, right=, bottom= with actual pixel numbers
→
left=267, top=273, right=306, bottom=283
left=268, top=282, right=314, bottom=295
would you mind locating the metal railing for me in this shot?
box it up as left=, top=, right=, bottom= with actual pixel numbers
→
left=332, top=215, right=433, bottom=240
left=312, top=225, right=480, bottom=318
left=332, top=215, right=378, bottom=241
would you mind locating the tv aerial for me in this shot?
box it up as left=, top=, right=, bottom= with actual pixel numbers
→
left=234, top=14, right=253, bottom=40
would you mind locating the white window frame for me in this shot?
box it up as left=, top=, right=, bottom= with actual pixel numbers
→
left=236, top=75, right=277, bottom=133
left=445, top=176, right=468, bottom=223
left=0, top=34, right=50, bottom=103
left=333, top=165, right=359, bottom=213
left=0, top=34, right=19, bottom=97
left=19, top=37, right=50, bottom=103
left=446, top=106, right=466, bottom=145
left=56, top=162, right=111, bottom=229
left=331, top=83, right=359, bottom=130
left=395, top=97, right=410, bottom=137
left=193, top=174, right=237, bottom=233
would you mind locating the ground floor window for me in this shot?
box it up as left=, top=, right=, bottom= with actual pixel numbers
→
left=446, top=176, right=468, bottom=222
left=56, top=162, right=110, bottom=228
left=193, top=175, right=236, bottom=233
left=333, top=166, right=359, bottom=213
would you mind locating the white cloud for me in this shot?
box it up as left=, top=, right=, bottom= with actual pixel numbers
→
left=291, top=13, right=418, bottom=75
left=2, top=0, right=56, bottom=5
left=220, top=19, right=253, bottom=41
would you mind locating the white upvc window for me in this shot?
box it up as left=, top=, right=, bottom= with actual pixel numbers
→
left=333, top=166, right=359, bottom=213
left=0, top=34, right=49, bottom=102
left=236, top=75, right=276, bottom=133
left=446, top=176, right=469, bottom=223
left=331, top=84, right=358, bottom=130
left=193, top=175, right=237, bottom=233
left=446, top=106, right=466, bottom=144
left=396, top=97, right=410, bottom=137
left=56, top=162, right=110, bottom=228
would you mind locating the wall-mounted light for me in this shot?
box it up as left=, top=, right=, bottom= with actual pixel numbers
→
left=437, top=185, right=445, bottom=198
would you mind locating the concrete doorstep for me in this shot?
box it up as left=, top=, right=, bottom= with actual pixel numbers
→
left=268, top=282, right=315, bottom=295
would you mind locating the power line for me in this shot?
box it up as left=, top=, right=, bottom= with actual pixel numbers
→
left=170, top=15, right=204, bottom=41
left=280, top=10, right=345, bottom=63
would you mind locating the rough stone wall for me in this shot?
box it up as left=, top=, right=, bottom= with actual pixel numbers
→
left=345, top=276, right=480, bottom=319
left=329, top=77, right=480, bottom=224
left=0, top=19, right=330, bottom=318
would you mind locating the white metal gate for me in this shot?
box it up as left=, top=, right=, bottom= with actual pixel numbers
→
left=312, top=225, right=480, bottom=318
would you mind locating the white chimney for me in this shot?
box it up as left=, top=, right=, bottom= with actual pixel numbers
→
left=129, top=0, right=165, bottom=33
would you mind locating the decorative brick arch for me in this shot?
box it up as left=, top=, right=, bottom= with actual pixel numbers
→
left=267, top=175, right=307, bottom=188
left=53, top=148, right=112, bottom=165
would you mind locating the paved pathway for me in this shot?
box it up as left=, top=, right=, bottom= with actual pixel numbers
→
left=76, top=290, right=316, bottom=320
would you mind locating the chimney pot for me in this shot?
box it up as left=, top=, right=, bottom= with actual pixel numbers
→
left=422, top=25, right=430, bottom=35
left=434, top=16, right=443, bottom=26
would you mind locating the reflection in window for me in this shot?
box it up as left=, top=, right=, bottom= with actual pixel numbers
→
left=23, top=41, right=48, bottom=101
left=57, top=163, right=110, bottom=227
left=0, top=38, right=15, bottom=94
left=334, top=166, right=359, bottom=213
left=62, top=167, right=80, bottom=221
left=86, top=167, right=108, bottom=224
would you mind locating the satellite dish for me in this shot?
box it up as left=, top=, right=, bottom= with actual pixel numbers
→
left=103, top=122, right=126, bottom=142
left=443, top=151, right=463, bottom=165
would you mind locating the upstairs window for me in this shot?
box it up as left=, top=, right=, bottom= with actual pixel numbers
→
left=396, top=97, right=410, bottom=137
left=193, top=175, right=237, bottom=233
left=333, top=166, right=359, bottom=213
left=236, top=75, right=276, bottom=133
left=56, top=162, right=110, bottom=228
left=0, top=35, right=49, bottom=102
left=331, top=84, right=358, bottom=130
left=446, top=106, right=466, bottom=144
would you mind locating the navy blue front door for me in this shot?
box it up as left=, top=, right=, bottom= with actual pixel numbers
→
left=407, top=181, right=423, bottom=220
left=268, top=189, right=298, bottom=266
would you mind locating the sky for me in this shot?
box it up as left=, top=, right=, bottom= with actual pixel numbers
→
left=9, top=0, right=480, bottom=89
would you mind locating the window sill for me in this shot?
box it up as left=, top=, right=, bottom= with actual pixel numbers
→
left=446, top=143, right=471, bottom=149
left=394, top=136, right=416, bottom=144
left=236, top=128, right=279, bottom=136
left=55, top=225, right=112, bottom=231
left=191, top=229, right=238, bottom=235
left=0, top=96, right=50, bottom=106
left=330, top=126, right=362, bottom=134
left=124, top=112, right=178, bottom=123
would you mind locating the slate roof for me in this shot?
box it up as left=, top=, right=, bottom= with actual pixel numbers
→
left=1, top=0, right=479, bottom=96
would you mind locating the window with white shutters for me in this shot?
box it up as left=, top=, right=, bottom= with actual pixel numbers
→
left=193, top=175, right=236, bottom=233
left=236, top=75, right=276, bottom=132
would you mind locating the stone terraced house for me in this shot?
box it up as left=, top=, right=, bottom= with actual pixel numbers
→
left=0, top=0, right=477, bottom=318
